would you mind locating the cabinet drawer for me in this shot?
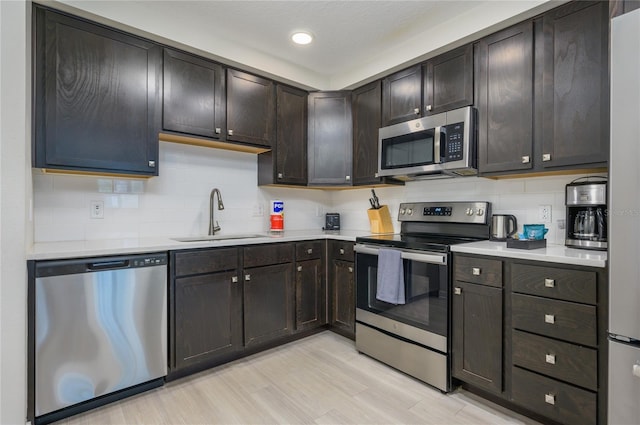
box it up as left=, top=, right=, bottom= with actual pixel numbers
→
left=296, top=241, right=323, bottom=261
left=329, top=241, right=354, bottom=262
left=511, top=263, right=597, bottom=304
left=243, top=243, right=294, bottom=268
left=511, top=367, right=596, bottom=425
left=174, top=248, right=239, bottom=276
left=454, top=255, right=502, bottom=287
left=512, top=294, right=597, bottom=347
left=512, top=330, right=597, bottom=391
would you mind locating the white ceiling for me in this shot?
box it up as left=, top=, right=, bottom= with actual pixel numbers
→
left=53, top=0, right=557, bottom=90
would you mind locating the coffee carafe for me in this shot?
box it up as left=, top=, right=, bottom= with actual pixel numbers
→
left=565, top=178, right=607, bottom=250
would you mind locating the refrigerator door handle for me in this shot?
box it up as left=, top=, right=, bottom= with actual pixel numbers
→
left=633, top=364, right=640, bottom=378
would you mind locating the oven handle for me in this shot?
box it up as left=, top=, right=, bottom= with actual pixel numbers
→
left=354, top=244, right=447, bottom=265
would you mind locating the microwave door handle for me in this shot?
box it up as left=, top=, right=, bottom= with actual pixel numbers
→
left=433, top=126, right=442, bottom=164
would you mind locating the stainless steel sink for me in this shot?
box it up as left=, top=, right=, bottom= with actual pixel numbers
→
left=171, top=234, right=268, bottom=243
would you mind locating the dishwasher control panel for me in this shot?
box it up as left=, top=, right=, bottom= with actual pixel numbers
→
left=132, top=255, right=167, bottom=267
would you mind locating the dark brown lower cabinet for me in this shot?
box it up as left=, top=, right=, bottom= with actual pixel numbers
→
left=243, top=262, right=294, bottom=347
left=452, top=281, right=503, bottom=394
left=174, top=271, right=243, bottom=369
left=295, top=258, right=326, bottom=331
left=330, top=259, right=355, bottom=339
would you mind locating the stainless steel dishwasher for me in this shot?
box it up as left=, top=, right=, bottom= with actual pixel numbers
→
left=31, top=253, right=167, bottom=423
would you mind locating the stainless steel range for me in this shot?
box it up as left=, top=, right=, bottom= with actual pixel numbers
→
left=354, top=201, right=491, bottom=392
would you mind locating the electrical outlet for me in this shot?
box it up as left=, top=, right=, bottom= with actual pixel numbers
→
left=90, top=200, right=104, bottom=219
left=539, top=205, right=552, bottom=223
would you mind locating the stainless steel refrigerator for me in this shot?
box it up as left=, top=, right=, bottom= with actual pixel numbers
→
left=609, top=8, right=640, bottom=425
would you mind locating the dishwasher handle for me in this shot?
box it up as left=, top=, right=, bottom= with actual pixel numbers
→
left=87, top=260, right=130, bottom=271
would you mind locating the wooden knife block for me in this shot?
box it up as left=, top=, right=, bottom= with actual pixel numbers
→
left=367, top=205, right=394, bottom=234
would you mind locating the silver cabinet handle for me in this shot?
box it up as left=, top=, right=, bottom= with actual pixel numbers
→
left=414, top=108, right=420, bottom=114
left=454, top=287, right=462, bottom=295
left=244, top=274, right=251, bottom=281
left=472, top=267, right=481, bottom=276
left=277, top=172, right=283, bottom=179
left=545, top=314, right=555, bottom=324
left=228, top=129, right=234, bottom=136
left=426, top=105, right=432, bottom=112
left=544, top=393, right=555, bottom=405
left=297, top=266, right=302, bottom=272
left=148, top=160, right=156, bottom=168
left=345, top=175, right=351, bottom=181
left=545, top=278, right=555, bottom=288
left=307, top=248, right=313, bottom=254
left=542, top=153, right=551, bottom=161
left=522, top=156, right=530, bottom=164
left=348, top=266, right=353, bottom=273
left=545, top=354, right=556, bottom=365
left=231, top=276, right=238, bottom=283
left=339, top=248, right=345, bottom=255
left=215, top=127, right=221, bottom=134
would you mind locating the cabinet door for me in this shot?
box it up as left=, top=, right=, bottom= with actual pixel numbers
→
left=352, top=81, right=383, bottom=186
left=174, top=271, right=242, bottom=369
left=295, top=258, right=326, bottom=331
left=243, top=263, right=294, bottom=347
left=226, top=69, right=275, bottom=147
left=423, top=44, right=473, bottom=115
left=308, top=91, right=353, bottom=185
left=476, top=21, right=534, bottom=174
left=452, top=281, right=503, bottom=394
left=163, top=49, right=225, bottom=139
left=330, top=260, right=355, bottom=339
left=540, top=1, right=609, bottom=169
left=382, top=65, right=422, bottom=125
left=34, top=8, right=161, bottom=176
left=276, top=85, right=308, bottom=185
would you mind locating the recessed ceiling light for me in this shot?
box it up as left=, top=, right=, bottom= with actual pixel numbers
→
left=291, top=32, right=313, bottom=45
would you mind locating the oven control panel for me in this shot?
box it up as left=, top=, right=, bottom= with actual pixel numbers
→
left=398, top=201, right=490, bottom=225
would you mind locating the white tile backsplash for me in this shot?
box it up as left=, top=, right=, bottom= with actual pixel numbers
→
left=32, top=142, right=606, bottom=244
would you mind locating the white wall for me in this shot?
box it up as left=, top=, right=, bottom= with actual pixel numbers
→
left=34, top=142, right=332, bottom=242
left=0, top=0, right=30, bottom=424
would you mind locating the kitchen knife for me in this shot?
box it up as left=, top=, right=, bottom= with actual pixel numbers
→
left=371, top=189, right=380, bottom=209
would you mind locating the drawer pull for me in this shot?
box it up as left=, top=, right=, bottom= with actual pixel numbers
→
left=544, top=393, right=556, bottom=405
left=231, top=276, right=238, bottom=283
left=472, top=267, right=481, bottom=276
left=340, top=248, right=345, bottom=255
left=544, top=278, right=555, bottom=288
left=454, top=287, right=462, bottom=295
left=348, top=266, right=353, bottom=273
left=307, top=248, right=313, bottom=254
left=545, top=354, right=556, bottom=365
left=545, top=314, right=555, bottom=324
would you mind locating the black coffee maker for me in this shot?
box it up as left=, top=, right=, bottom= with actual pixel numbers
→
left=565, top=177, right=607, bottom=250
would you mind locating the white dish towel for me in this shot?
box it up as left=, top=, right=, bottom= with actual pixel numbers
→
left=376, top=248, right=405, bottom=304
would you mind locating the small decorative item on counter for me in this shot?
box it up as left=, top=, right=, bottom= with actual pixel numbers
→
left=270, top=200, right=284, bottom=232
left=506, top=224, right=548, bottom=249
left=523, top=224, right=549, bottom=240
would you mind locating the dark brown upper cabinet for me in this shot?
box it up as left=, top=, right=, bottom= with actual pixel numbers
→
left=33, top=7, right=161, bottom=176
left=162, top=49, right=225, bottom=139
left=352, top=81, right=383, bottom=186
left=307, top=91, right=353, bottom=186
left=258, top=85, right=308, bottom=186
left=423, top=44, right=474, bottom=115
left=381, top=65, right=423, bottom=126
left=539, top=0, right=609, bottom=170
left=476, top=21, right=534, bottom=175
left=226, top=69, right=275, bottom=147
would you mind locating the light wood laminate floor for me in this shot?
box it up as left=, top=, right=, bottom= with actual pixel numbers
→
left=57, top=331, right=541, bottom=425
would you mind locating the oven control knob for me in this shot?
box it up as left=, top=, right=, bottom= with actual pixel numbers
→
left=400, top=208, right=406, bottom=215
left=406, top=208, right=413, bottom=215
left=476, top=208, right=484, bottom=216
left=466, top=208, right=474, bottom=216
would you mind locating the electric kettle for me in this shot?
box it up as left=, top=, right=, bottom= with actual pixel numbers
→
left=491, top=214, right=518, bottom=241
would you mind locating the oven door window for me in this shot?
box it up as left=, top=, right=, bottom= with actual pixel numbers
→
left=356, top=252, right=449, bottom=337
left=380, top=129, right=435, bottom=170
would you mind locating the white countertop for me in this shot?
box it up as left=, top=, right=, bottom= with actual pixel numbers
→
left=27, top=230, right=362, bottom=260
left=452, top=240, right=607, bottom=268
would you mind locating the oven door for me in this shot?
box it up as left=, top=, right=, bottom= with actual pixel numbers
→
left=354, top=244, right=449, bottom=353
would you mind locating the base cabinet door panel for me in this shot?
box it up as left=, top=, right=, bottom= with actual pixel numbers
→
left=295, top=258, right=326, bottom=331
left=244, top=263, right=294, bottom=347
left=174, top=271, right=242, bottom=369
left=452, top=281, right=503, bottom=394
left=330, top=259, right=355, bottom=338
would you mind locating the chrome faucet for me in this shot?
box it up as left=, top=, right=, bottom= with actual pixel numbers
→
left=208, top=188, right=225, bottom=235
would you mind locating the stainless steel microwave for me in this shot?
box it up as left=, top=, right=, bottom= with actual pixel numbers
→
left=377, top=106, right=477, bottom=180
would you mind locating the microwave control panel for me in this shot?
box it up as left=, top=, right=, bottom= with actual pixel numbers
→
left=444, top=122, right=464, bottom=161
